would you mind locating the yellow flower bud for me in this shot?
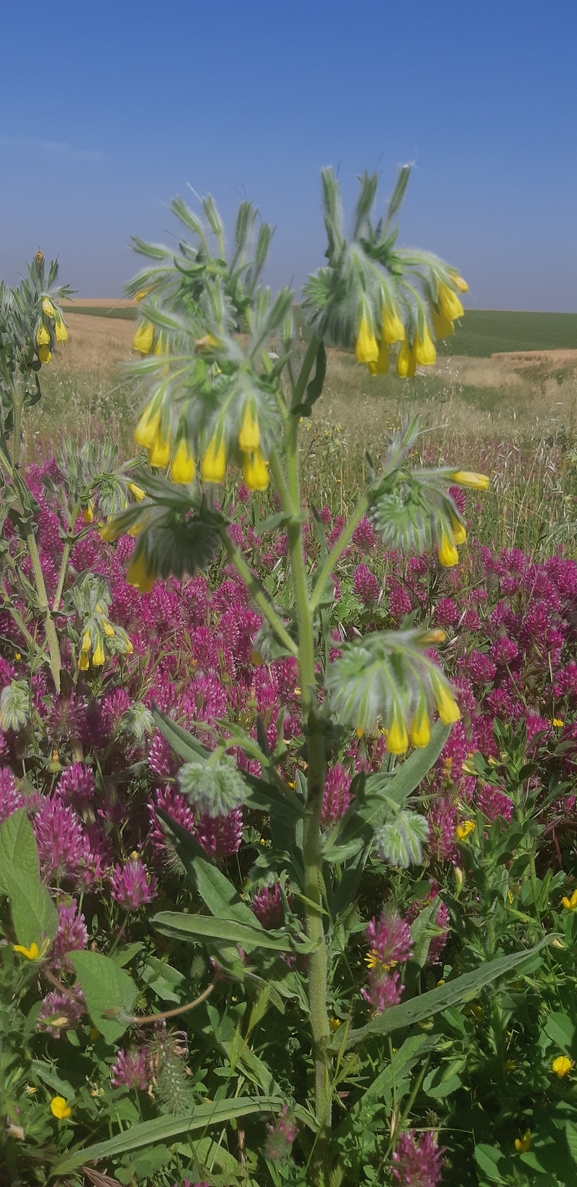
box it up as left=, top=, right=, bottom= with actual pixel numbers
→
left=128, top=482, right=146, bottom=500
left=201, top=435, right=226, bottom=483
left=148, top=431, right=171, bottom=469
left=382, top=306, right=406, bottom=344
left=432, top=308, right=454, bottom=338
left=78, top=650, right=90, bottom=671
left=451, top=517, right=467, bottom=545
left=126, top=551, right=154, bottom=593
left=55, top=319, right=69, bottom=343
left=552, top=1055, right=573, bottom=1078
left=396, top=340, right=416, bottom=378
left=132, top=320, right=155, bottom=354
left=50, top=1096, right=72, bottom=1120
left=368, top=340, right=389, bottom=376
left=101, top=619, right=115, bottom=638
left=449, top=271, right=469, bottom=292
left=434, top=682, right=461, bottom=725
left=355, top=316, right=379, bottom=365
left=243, top=448, right=269, bottom=491
left=38, top=345, right=52, bottom=364
left=83, top=502, right=94, bottom=524
left=561, top=889, right=577, bottom=911
left=239, top=403, right=260, bottom=453
left=437, top=283, right=464, bottom=321
left=514, top=1131, right=531, bottom=1153
left=170, top=438, right=196, bottom=484
left=13, top=942, right=40, bottom=960
left=42, top=297, right=55, bottom=317
left=455, top=820, right=475, bottom=840
left=413, top=327, right=436, bottom=366
left=134, top=286, right=153, bottom=302
left=410, top=707, right=431, bottom=749
left=36, top=324, right=51, bottom=345
left=134, top=402, right=162, bottom=450
left=81, top=632, right=91, bottom=652
left=385, top=718, right=409, bottom=755
left=99, top=519, right=122, bottom=543
left=450, top=471, right=490, bottom=491
left=438, top=532, right=459, bottom=568
left=92, top=642, right=105, bottom=666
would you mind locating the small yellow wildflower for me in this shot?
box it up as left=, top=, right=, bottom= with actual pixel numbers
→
left=128, top=482, right=146, bottom=501
left=385, top=718, right=409, bottom=755
left=355, top=316, right=379, bottom=365
left=55, top=319, right=69, bottom=342
left=36, top=324, right=51, bottom=346
left=170, top=438, right=196, bottom=485
left=450, top=470, right=490, bottom=491
left=437, top=283, right=464, bottom=321
left=201, top=435, right=226, bottom=483
left=396, top=339, right=416, bottom=378
left=78, top=650, right=90, bottom=671
left=552, top=718, right=564, bottom=728
left=412, top=327, right=436, bottom=366
left=83, top=501, right=94, bottom=524
left=368, top=340, right=389, bottom=376
left=382, top=305, right=405, bottom=344
left=552, top=1055, right=573, bottom=1078
left=562, top=889, right=577, bottom=911
left=101, top=619, right=115, bottom=638
left=455, top=820, right=475, bottom=841
left=451, top=517, right=467, bottom=545
left=514, top=1130, right=531, bottom=1153
left=42, top=297, right=55, bottom=317
left=148, top=430, right=171, bottom=469
left=438, top=532, right=459, bottom=568
left=432, top=308, right=454, bottom=339
left=135, top=402, right=162, bottom=451
left=50, top=1096, right=72, bottom=1120
left=132, top=321, right=155, bottom=354
left=410, top=707, right=431, bottom=749
left=449, top=271, right=469, bottom=292
left=38, top=344, right=52, bottom=364
left=433, top=683, right=461, bottom=725
left=126, top=551, right=155, bottom=594
left=13, top=942, right=40, bottom=960
left=239, top=404, right=260, bottom=453
left=92, top=643, right=105, bottom=666
left=329, top=1017, right=342, bottom=1032
left=505, top=1059, right=517, bottom=1072
left=243, top=448, right=269, bottom=491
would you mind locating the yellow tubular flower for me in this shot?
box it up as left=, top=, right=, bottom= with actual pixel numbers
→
left=514, top=1131, right=531, bottom=1153
left=92, top=643, right=105, bottom=666
left=396, top=340, right=416, bottom=378
left=135, top=402, right=162, bottom=450
left=13, top=942, right=40, bottom=960
left=101, top=619, right=115, bottom=638
left=135, top=286, right=153, bottom=302
left=81, top=632, right=91, bottom=652
left=244, top=448, right=270, bottom=491
left=50, top=1097, right=72, bottom=1120
left=83, top=502, right=94, bottom=524
left=170, top=438, right=196, bottom=484
left=437, top=283, right=464, bottom=321
left=385, top=718, right=409, bottom=755
left=239, top=404, right=260, bottom=452
left=451, top=518, right=467, bottom=545
left=126, top=551, right=154, bottom=593
left=552, top=1056, right=573, bottom=1078
left=78, top=650, right=90, bottom=671
left=432, top=309, right=454, bottom=339
left=201, top=435, right=226, bottom=483
left=36, top=325, right=51, bottom=345
left=368, top=340, right=389, bottom=376
left=42, top=298, right=55, bottom=317
left=55, top=319, right=69, bottom=343
left=382, top=306, right=406, bottom=344
left=355, top=316, right=379, bottom=364
left=132, top=320, right=155, bottom=354
left=38, top=345, right=52, bottom=364
left=450, top=272, right=469, bottom=292
left=434, top=682, right=461, bottom=725
left=451, top=470, right=490, bottom=491
left=413, top=327, right=437, bottom=366
left=148, top=432, right=171, bottom=469
left=438, top=532, right=459, bottom=567
left=128, top=482, right=146, bottom=500
left=410, top=706, right=431, bottom=749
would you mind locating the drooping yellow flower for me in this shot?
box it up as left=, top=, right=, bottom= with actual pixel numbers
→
left=81, top=631, right=92, bottom=652
left=432, top=308, right=454, bottom=339
left=382, top=306, right=406, bottom=344
left=451, top=518, right=467, bottom=545
left=78, top=650, right=90, bottom=671
left=134, top=286, right=153, bottom=302
left=438, top=283, right=464, bottom=321
left=368, top=340, right=389, bottom=376
left=170, top=438, right=196, bottom=484
left=126, top=551, right=154, bottom=593
left=239, top=404, right=260, bottom=453
left=455, top=820, right=475, bottom=841
left=38, top=345, right=52, bottom=364
left=101, top=619, right=115, bottom=638
left=128, top=482, right=146, bottom=500
left=50, top=1096, right=72, bottom=1120
left=55, top=319, right=69, bottom=343
left=132, top=320, right=155, bottom=354
left=413, top=327, right=437, bottom=366
left=449, top=271, right=469, bottom=293
left=552, top=1055, right=573, bottom=1078
left=438, top=532, right=459, bottom=567
left=450, top=470, right=490, bottom=491
left=83, top=502, right=94, bottom=524
left=561, top=888, right=577, bottom=911
left=92, top=642, right=105, bottom=666
left=13, top=941, right=40, bottom=960
left=36, top=324, right=51, bottom=346
left=148, top=431, right=171, bottom=469
left=434, top=682, right=461, bottom=725
left=201, top=435, right=226, bottom=483
left=385, top=718, right=409, bottom=755
left=410, top=706, right=431, bottom=749
left=514, top=1131, right=532, bottom=1153
left=42, top=297, right=55, bottom=317
left=244, top=448, right=270, bottom=491
left=355, top=316, right=379, bottom=365
left=134, top=402, right=162, bottom=450
left=396, top=340, right=416, bottom=378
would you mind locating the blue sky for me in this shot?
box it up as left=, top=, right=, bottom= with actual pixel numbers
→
left=1, top=1, right=575, bottom=310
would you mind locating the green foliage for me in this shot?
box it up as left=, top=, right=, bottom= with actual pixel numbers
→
left=69, top=951, right=138, bottom=1044
left=0, top=809, right=58, bottom=948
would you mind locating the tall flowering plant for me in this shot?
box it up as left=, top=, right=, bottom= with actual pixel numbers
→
left=95, top=166, right=506, bottom=1181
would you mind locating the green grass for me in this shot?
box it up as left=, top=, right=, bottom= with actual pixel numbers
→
left=437, top=309, right=577, bottom=356
left=63, top=305, right=138, bottom=320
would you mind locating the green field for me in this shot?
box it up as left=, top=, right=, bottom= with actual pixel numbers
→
left=436, top=309, right=577, bottom=356
left=65, top=305, right=138, bottom=320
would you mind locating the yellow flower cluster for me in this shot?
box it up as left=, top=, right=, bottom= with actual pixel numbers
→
left=35, top=296, right=68, bottom=365
left=134, top=399, right=270, bottom=492
left=383, top=680, right=461, bottom=757
left=355, top=276, right=467, bottom=380
left=435, top=470, right=490, bottom=569
left=77, top=607, right=132, bottom=671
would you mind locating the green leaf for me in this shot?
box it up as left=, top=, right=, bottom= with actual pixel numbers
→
left=152, top=910, right=316, bottom=953
left=338, top=936, right=554, bottom=1049
left=155, top=808, right=259, bottom=925
left=151, top=704, right=211, bottom=761
left=474, top=1144, right=505, bottom=1184
left=68, top=950, right=138, bottom=1045
left=0, top=809, right=58, bottom=947
left=544, top=1011, right=575, bottom=1051
left=52, top=1096, right=283, bottom=1174
left=567, top=1121, right=577, bottom=1165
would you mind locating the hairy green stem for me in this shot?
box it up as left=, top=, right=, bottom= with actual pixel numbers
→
left=52, top=537, right=71, bottom=613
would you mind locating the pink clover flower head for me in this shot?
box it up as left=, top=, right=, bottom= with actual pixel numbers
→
left=448, top=484, right=466, bottom=515
left=37, top=987, right=86, bottom=1038
left=388, top=580, right=412, bottom=619
left=361, top=968, right=404, bottom=1011
left=195, top=807, right=243, bottom=858
left=353, top=563, right=380, bottom=606
left=321, top=763, right=352, bottom=825
left=56, top=763, right=96, bottom=804
left=0, top=766, right=24, bottom=825
left=50, top=902, right=88, bottom=968
left=352, top=516, right=377, bottom=552
left=491, top=636, right=519, bottom=666
left=391, top=1130, right=445, bottom=1187
left=264, top=1104, right=298, bottom=1162
left=434, top=597, right=459, bottom=627
left=365, top=910, right=413, bottom=970
left=110, top=856, right=157, bottom=911
left=111, top=1046, right=149, bottom=1091
left=33, top=797, right=92, bottom=882
left=252, top=883, right=284, bottom=930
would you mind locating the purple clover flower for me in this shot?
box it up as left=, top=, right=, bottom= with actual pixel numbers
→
left=353, top=564, right=380, bottom=606
left=391, top=1130, right=445, bottom=1187
left=33, top=798, right=92, bottom=883
left=110, top=1046, right=150, bottom=1090
left=50, top=901, right=88, bottom=969
left=252, top=883, right=284, bottom=930
left=110, top=857, right=157, bottom=910
left=322, top=764, right=352, bottom=825
left=56, top=763, right=96, bottom=804
left=264, top=1105, right=298, bottom=1162
left=0, top=767, right=24, bottom=825
left=37, top=988, right=86, bottom=1037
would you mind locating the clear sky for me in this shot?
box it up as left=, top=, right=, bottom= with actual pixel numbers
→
left=1, top=0, right=576, bottom=311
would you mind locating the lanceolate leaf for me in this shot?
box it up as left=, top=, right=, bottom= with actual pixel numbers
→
left=337, top=936, right=554, bottom=1049
left=152, top=910, right=317, bottom=953
left=52, top=1097, right=283, bottom=1174
left=155, top=808, right=259, bottom=924
left=0, top=809, right=58, bottom=947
